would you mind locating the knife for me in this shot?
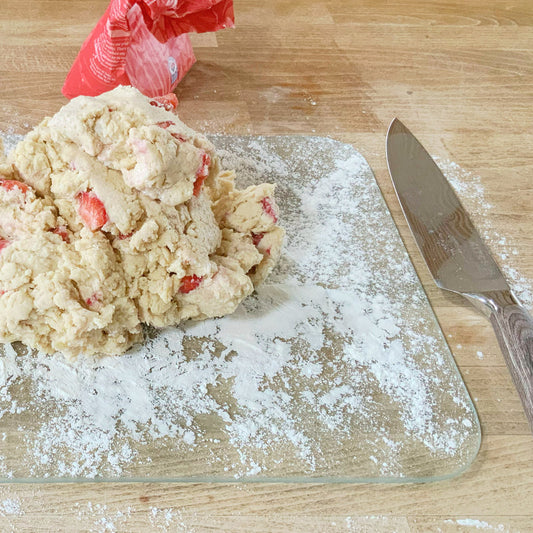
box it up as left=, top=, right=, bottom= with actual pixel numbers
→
left=386, top=118, right=533, bottom=430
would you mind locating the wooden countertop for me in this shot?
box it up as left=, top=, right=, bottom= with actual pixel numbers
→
left=1, top=0, right=532, bottom=530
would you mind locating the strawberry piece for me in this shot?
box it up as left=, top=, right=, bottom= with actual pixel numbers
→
left=0, top=179, right=30, bottom=195
left=118, top=231, right=134, bottom=240
left=171, top=132, right=187, bottom=143
left=193, top=153, right=211, bottom=197
left=251, top=232, right=264, bottom=246
left=156, top=121, right=186, bottom=142
left=192, top=177, right=205, bottom=197
left=86, top=292, right=102, bottom=307
left=150, top=94, right=179, bottom=111
left=76, top=191, right=109, bottom=231
left=179, top=274, right=203, bottom=294
left=51, top=226, right=70, bottom=243
left=156, top=121, right=175, bottom=129
left=261, top=197, right=278, bottom=223
left=0, top=239, right=9, bottom=253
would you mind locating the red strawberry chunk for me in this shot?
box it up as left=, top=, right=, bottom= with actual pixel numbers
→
left=118, top=231, right=134, bottom=240
left=171, top=132, right=187, bottom=143
left=193, top=153, right=211, bottom=197
left=179, top=274, right=203, bottom=294
left=150, top=94, right=179, bottom=111
left=156, top=121, right=187, bottom=142
left=76, top=191, right=109, bottom=231
left=0, top=179, right=30, bottom=195
left=156, top=121, right=175, bottom=129
left=251, top=232, right=264, bottom=246
left=0, top=239, right=9, bottom=253
left=261, top=197, right=278, bottom=223
left=51, top=226, right=70, bottom=243
left=86, top=292, right=102, bottom=307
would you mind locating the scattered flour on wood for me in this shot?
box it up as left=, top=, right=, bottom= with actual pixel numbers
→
left=0, top=498, right=23, bottom=517
left=0, top=134, right=523, bottom=482
left=0, top=132, right=22, bottom=156
left=445, top=518, right=507, bottom=531
left=72, top=502, right=133, bottom=533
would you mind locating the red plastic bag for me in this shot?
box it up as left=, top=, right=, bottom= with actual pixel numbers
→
left=62, top=0, right=234, bottom=99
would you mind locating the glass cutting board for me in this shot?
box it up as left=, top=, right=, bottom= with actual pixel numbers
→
left=0, top=135, right=480, bottom=482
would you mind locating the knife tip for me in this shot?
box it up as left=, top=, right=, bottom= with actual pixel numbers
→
left=388, top=117, right=402, bottom=134
left=387, top=118, right=399, bottom=142
left=387, top=119, right=412, bottom=146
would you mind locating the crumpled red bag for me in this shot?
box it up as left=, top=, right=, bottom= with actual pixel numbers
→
left=62, top=0, right=234, bottom=99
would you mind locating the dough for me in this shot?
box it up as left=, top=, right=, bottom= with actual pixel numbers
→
left=0, top=86, right=284, bottom=358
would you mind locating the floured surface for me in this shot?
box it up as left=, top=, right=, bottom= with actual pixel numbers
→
left=0, top=135, right=480, bottom=481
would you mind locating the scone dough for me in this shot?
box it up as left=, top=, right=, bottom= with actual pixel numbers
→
left=0, top=86, right=283, bottom=358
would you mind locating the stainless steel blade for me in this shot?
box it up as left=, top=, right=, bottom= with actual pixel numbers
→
left=386, top=118, right=509, bottom=295
left=386, top=119, right=533, bottom=431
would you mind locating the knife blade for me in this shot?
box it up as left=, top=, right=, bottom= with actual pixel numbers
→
left=386, top=118, right=533, bottom=430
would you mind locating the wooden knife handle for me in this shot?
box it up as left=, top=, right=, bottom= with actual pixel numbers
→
left=465, top=290, right=533, bottom=430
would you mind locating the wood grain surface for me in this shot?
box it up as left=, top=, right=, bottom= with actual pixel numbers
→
left=1, top=0, right=532, bottom=531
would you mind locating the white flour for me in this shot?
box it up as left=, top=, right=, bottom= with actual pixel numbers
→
left=0, top=498, right=23, bottom=517
left=445, top=518, right=507, bottom=531
left=0, top=133, right=21, bottom=157
left=0, top=134, right=515, bottom=482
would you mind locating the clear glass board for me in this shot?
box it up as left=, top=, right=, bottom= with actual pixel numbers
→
left=0, top=135, right=480, bottom=482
